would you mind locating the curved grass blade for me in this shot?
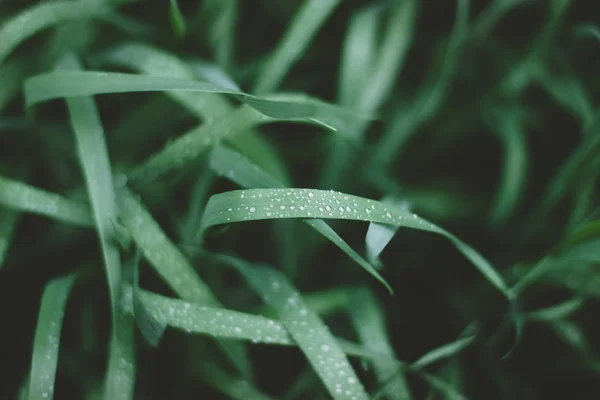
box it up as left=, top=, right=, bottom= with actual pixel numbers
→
left=412, top=335, right=475, bottom=369
left=118, top=188, right=217, bottom=304
left=0, top=175, right=93, bottom=227
left=122, top=287, right=293, bottom=345
left=131, top=252, right=166, bottom=347
left=117, top=187, right=252, bottom=377
left=525, top=297, right=583, bottom=322
left=253, top=0, right=341, bottom=94
left=0, top=58, right=24, bottom=110
left=96, top=42, right=289, bottom=183
left=232, top=261, right=369, bottom=400
left=198, top=0, right=238, bottom=70
left=28, top=273, right=76, bottom=400
left=200, top=188, right=510, bottom=297
left=348, top=288, right=411, bottom=399
left=485, top=109, right=528, bottom=224
left=0, top=1, right=109, bottom=65
left=169, top=0, right=187, bottom=37
left=55, top=54, right=128, bottom=399
left=25, top=71, right=369, bottom=133
left=0, top=207, right=19, bottom=268
left=209, top=145, right=392, bottom=293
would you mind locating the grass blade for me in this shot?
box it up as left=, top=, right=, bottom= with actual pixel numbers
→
left=117, top=188, right=217, bottom=304
left=55, top=54, right=130, bottom=399
left=412, top=335, right=475, bottom=369
left=123, top=287, right=293, bottom=345
left=232, top=261, right=370, bottom=400
left=0, top=175, right=93, bottom=227
left=117, top=187, right=252, bottom=376
left=0, top=207, right=19, bottom=268
left=131, top=253, right=166, bottom=347
left=199, top=0, right=238, bottom=70
left=209, top=145, right=392, bottom=293
left=197, top=362, right=274, bottom=400
left=253, top=0, right=341, bottom=94
left=96, top=42, right=289, bottom=182
left=28, top=273, right=76, bottom=400
left=0, top=1, right=109, bottom=65
left=25, top=71, right=368, bottom=133
left=348, top=288, right=411, bottom=399
left=169, top=0, right=187, bottom=38
left=200, top=188, right=510, bottom=297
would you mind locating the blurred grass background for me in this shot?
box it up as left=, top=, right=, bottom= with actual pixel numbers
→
left=0, top=0, right=599, bottom=399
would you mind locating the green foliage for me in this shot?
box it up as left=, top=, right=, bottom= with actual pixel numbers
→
left=1, top=0, right=599, bottom=399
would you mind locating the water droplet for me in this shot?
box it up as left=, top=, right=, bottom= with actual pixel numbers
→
left=321, top=344, right=330, bottom=352
left=249, top=207, right=256, bottom=212
left=308, top=192, right=315, bottom=198
left=280, top=205, right=286, bottom=210
left=266, top=212, right=272, bottom=217
left=325, top=205, right=331, bottom=211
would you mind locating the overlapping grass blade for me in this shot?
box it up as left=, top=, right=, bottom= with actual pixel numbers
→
left=0, top=207, right=19, bottom=268
left=348, top=288, right=411, bottom=399
left=412, top=335, right=475, bottom=369
left=56, top=54, right=130, bottom=399
left=199, top=0, right=238, bottom=70
left=232, top=261, right=369, bottom=400
left=122, top=287, right=293, bottom=345
left=0, top=58, right=24, bottom=110
left=200, top=188, right=510, bottom=297
left=25, top=71, right=368, bottom=133
left=28, top=273, right=76, bottom=400
left=374, top=0, right=469, bottom=166
left=0, top=1, right=110, bottom=65
left=131, top=253, right=166, bottom=347
left=253, top=0, right=341, bottom=94
left=0, top=175, right=93, bottom=226
left=117, top=187, right=252, bottom=376
left=169, top=0, right=187, bottom=37
left=485, top=109, right=528, bottom=223
left=525, top=297, right=583, bottom=321
left=96, top=43, right=288, bottom=182
left=209, top=145, right=392, bottom=292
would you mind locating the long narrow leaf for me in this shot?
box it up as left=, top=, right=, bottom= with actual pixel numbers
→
left=253, top=0, right=341, bottom=94
left=28, top=273, right=76, bottom=400
left=25, top=71, right=369, bottom=133
left=0, top=207, right=19, bottom=268
left=209, top=145, right=392, bottom=292
left=0, top=175, right=93, bottom=227
left=200, top=188, right=511, bottom=297
left=233, top=262, right=369, bottom=400
left=0, top=1, right=109, bottom=65
left=56, top=54, right=131, bottom=400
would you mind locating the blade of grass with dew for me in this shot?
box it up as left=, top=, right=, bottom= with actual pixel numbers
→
left=96, top=43, right=289, bottom=183
left=199, top=0, right=238, bottom=70
left=199, top=188, right=511, bottom=298
left=55, top=54, right=131, bottom=400
left=232, top=261, right=370, bottom=400
left=0, top=207, right=19, bottom=268
left=374, top=0, right=469, bottom=167
left=169, top=0, right=187, bottom=38
left=0, top=1, right=111, bottom=66
left=116, top=187, right=252, bottom=377
left=348, top=288, right=411, bottom=400
left=27, top=272, right=76, bottom=400
left=0, top=175, right=93, bottom=227
left=253, top=0, right=341, bottom=94
left=121, top=287, right=293, bottom=345
left=209, top=145, right=392, bottom=293
left=25, top=71, right=369, bottom=133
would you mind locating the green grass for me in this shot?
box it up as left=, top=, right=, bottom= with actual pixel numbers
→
left=1, top=0, right=599, bottom=399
